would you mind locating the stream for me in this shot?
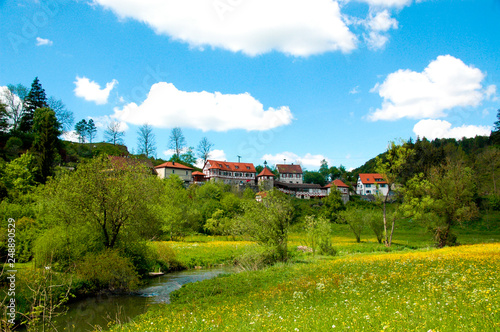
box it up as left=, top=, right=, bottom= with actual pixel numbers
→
left=49, top=267, right=234, bottom=332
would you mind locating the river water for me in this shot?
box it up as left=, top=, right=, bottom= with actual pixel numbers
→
left=49, top=267, right=233, bottom=331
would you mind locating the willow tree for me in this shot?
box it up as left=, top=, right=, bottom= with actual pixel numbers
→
left=41, top=155, right=163, bottom=250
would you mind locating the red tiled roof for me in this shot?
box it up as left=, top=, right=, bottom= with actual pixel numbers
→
left=192, top=171, right=205, bottom=176
left=325, top=179, right=349, bottom=188
left=205, top=160, right=256, bottom=173
left=154, top=162, right=193, bottom=170
left=276, top=164, right=303, bottom=174
left=358, top=173, right=387, bottom=184
left=257, top=167, right=275, bottom=177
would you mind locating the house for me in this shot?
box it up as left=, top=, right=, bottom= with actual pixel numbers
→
left=356, top=173, right=388, bottom=196
left=192, top=171, right=206, bottom=184
left=324, top=179, right=350, bottom=203
left=257, top=166, right=275, bottom=191
left=276, top=164, right=303, bottom=184
left=154, top=161, right=193, bottom=184
left=203, top=160, right=256, bottom=185
left=274, top=181, right=327, bottom=199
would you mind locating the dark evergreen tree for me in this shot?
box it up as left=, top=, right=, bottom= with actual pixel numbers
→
left=75, top=119, right=89, bottom=143
left=32, top=107, right=61, bottom=183
left=87, top=119, right=97, bottom=143
left=491, top=109, right=500, bottom=145
left=20, top=77, right=48, bottom=132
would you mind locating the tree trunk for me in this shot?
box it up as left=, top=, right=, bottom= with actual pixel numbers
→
left=383, top=193, right=389, bottom=246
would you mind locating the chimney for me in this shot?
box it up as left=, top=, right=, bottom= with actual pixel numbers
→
left=172, top=162, right=175, bottom=165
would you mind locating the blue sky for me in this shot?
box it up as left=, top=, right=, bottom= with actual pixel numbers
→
left=1, top=0, right=499, bottom=170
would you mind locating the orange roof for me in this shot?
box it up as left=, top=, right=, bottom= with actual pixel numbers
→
left=276, top=164, right=303, bottom=174
left=205, top=160, right=256, bottom=173
left=257, top=167, right=275, bottom=177
left=192, top=171, right=205, bottom=176
left=154, top=162, right=193, bottom=170
left=325, top=179, right=349, bottom=188
left=358, top=173, right=387, bottom=184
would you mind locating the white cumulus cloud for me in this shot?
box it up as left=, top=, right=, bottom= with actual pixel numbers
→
left=368, top=55, right=496, bottom=121
left=90, top=0, right=357, bottom=56
left=355, top=0, right=413, bottom=8
left=413, top=119, right=492, bottom=140
left=195, top=149, right=227, bottom=168
left=112, top=82, right=294, bottom=132
left=74, top=76, right=118, bottom=105
left=61, top=130, right=80, bottom=143
left=262, top=152, right=330, bottom=169
left=36, top=37, right=53, bottom=46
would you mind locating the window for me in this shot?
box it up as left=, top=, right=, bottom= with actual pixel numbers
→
left=365, top=184, right=371, bottom=188
left=380, top=184, right=386, bottom=187
left=172, top=169, right=175, bottom=174
left=186, top=171, right=188, bottom=175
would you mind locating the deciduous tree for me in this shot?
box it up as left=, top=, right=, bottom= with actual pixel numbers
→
left=48, top=96, right=74, bottom=133
left=41, top=155, right=163, bottom=250
left=104, top=121, right=125, bottom=145
left=169, top=127, right=186, bottom=157
left=3, top=84, right=28, bottom=131
left=402, top=159, right=479, bottom=247
left=137, top=123, right=156, bottom=158
left=375, top=140, right=414, bottom=246
left=197, top=136, right=213, bottom=166
left=241, top=189, right=292, bottom=262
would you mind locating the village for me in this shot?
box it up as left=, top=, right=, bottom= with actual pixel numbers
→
left=153, top=159, right=389, bottom=203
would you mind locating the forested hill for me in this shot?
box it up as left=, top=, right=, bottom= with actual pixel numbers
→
left=352, top=135, right=495, bottom=181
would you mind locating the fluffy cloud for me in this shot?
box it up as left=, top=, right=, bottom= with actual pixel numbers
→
left=112, top=82, right=293, bottom=132
left=90, top=0, right=357, bottom=56
left=369, top=55, right=496, bottom=121
left=74, top=77, right=118, bottom=105
left=195, top=149, right=227, bottom=168
left=60, top=130, right=80, bottom=143
left=355, top=0, right=413, bottom=7
left=36, top=37, right=53, bottom=46
left=413, top=119, right=492, bottom=140
left=261, top=152, right=330, bottom=169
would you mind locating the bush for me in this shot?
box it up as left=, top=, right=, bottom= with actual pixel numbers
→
left=75, top=250, right=139, bottom=293
left=117, top=240, right=157, bottom=277
left=305, top=215, right=337, bottom=256
left=34, top=225, right=104, bottom=271
left=151, top=242, right=183, bottom=271
left=233, top=247, right=274, bottom=272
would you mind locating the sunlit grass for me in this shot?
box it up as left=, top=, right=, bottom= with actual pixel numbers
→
left=112, top=243, right=500, bottom=332
left=151, top=240, right=259, bottom=269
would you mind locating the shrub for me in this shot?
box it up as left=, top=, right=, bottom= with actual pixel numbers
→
left=33, top=225, right=104, bottom=271
left=151, top=242, right=182, bottom=271
left=75, top=250, right=139, bottom=293
left=305, top=215, right=337, bottom=256
left=117, top=240, right=157, bottom=277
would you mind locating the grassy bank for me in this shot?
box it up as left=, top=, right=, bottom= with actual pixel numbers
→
left=111, top=243, right=500, bottom=331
